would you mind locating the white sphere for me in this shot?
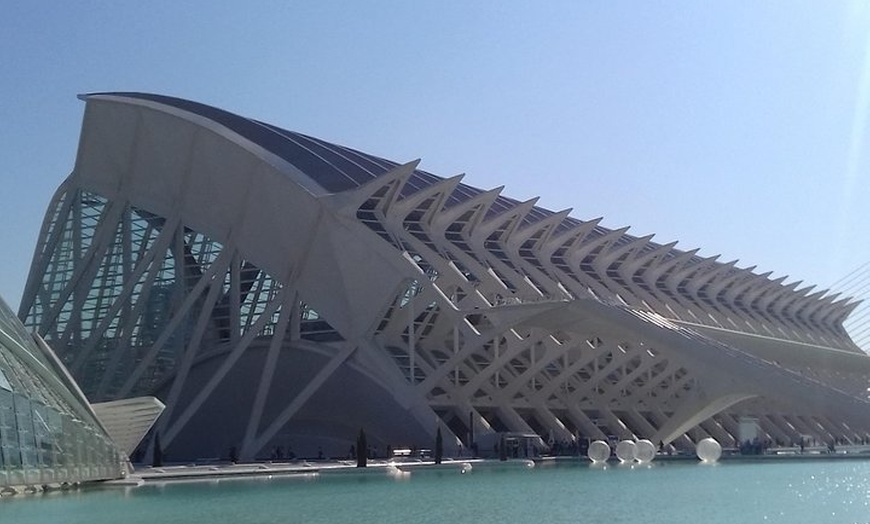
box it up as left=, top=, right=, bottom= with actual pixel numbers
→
left=634, top=439, right=656, bottom=463
left=696, top=437, right=722, bottom=463
left=615, top=440, right=637, bottom=463
left=587, top=440, right=611, bottom=463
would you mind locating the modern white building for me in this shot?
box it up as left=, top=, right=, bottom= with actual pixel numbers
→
left=18, top=92, right=870, bottom=461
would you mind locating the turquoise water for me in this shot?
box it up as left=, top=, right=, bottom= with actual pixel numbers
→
left=3, top=459, right=870, bottom=524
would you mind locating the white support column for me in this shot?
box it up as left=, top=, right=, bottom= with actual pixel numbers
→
left=761, top=414, right=795, bottom=445
left=162, top=289, right=285, bottom=445
left=699, top=418, right=733, bottom=446
left=529, top=402, right=574, bottom=442
left=230, top=252, right=241, bottom=344
left=56, top=202, right=124, bottom=364
left=624, top=408, right=659, bottom=438
left=494, top=335, right=500, bottom=388
left=241, top=296, right=294, bottom=459
left=248, top=342, right=358, bottom=456
left=453, top=324, right=459, bottom=386
left=17, top=186, right=74, bottom=319
left=409, top=281, right=415, bottom=385
left=155, top=271, right=227, bottom=433
left=785, top=415, right=824, bottom=442
left=716, top=413, right=741, bottom=445
left=556, top=395, right=608, bottom=440
left=563, top=352, right=569, bottom=394
left=530, top=342, right=536, bottom=391
left=599, top=407, right=634, bottom=440
left=46, top=200, right=127, bottom=348
left=91, top=217, right=191, bottom=397
left=117, top=243, right=232, bottom=398
left=496, top=405, right=535, bottom=435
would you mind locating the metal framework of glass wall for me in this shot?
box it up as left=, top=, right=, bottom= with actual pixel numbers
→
left=0, top=295, right=123, bottom=489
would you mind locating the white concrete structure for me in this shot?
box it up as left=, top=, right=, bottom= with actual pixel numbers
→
left=91, top=397, right=165, bottom=456
left=18, top=93, right=870, bottom=461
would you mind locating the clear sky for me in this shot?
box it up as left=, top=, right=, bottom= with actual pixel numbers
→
left=1, top=1, right=869, bottom=319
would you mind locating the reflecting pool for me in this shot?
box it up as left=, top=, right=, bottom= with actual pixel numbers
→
left=4, top=459, right=870, bottom=524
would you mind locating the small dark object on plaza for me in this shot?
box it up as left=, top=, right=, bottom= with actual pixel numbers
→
left=435, top=427, right=443, bottom=464
left=152, top=432, right=163, bottom=467
left=356, top=428, right=367, bottom=468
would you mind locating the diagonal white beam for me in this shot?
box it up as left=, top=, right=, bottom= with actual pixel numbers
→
left=240, top=294, right=294, bottom=459
left=163, top=288, right=285, bottom=445
left=246, top=341, right=358, bottom=457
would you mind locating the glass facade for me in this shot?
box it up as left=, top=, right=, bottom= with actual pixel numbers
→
left=20, top=186, right=341, bottom=404
left=0, top=294, right=123, bottom=489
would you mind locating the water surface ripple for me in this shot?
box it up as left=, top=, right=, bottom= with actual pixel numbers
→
left=4, top=460, right=870, bottom=524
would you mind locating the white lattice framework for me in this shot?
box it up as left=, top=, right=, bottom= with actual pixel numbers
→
left=18, top=93, right=870, bottom=460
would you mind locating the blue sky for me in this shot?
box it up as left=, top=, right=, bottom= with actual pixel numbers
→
left=1, top=1, right=869, bottom=314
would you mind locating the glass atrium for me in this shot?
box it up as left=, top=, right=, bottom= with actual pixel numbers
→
left=0, top=294, right=123, bottom=489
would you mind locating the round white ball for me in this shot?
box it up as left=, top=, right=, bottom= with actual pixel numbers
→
left=696, top=437, right=722, bottom=463
left=615, top=440, right=637, bottom=463
left=634, top=439, right=656, bottom=463
left=587, top=440, right=611, bottom=463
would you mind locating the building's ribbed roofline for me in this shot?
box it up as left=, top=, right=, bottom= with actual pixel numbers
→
left=78, top=92, right=859, bottom=339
